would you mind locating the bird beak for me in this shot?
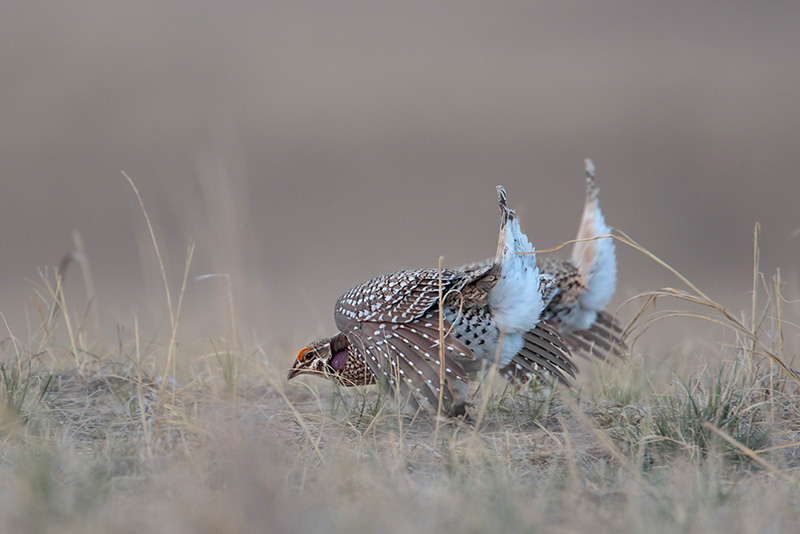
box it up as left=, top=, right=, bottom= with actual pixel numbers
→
left=287, top=366, right=300, bottom=380
left=288, top=346, right=312, bottom=380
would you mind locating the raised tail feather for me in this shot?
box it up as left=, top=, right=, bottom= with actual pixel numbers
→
left=489, top=186, right=544, bottom=337
left=571, top=159, right=617, bottom=314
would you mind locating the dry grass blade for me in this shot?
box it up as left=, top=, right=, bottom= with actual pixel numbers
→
left=608, top=230, right=800, bottom=387
left=612, top=229, right=712, bottom=302
left=433, top=256, right=446, bottom=446
left=156, top=242, right=195, bottom=416
left=122, top=171, right=196, bottom=424
left=262, top=370, right=327, bottom=465
left=471, top=332, right=503, bottom=432
left=532, top=234, right=614, bottom=256
left=134, top=316, right=153, bottom=459
left=620, top=285, right=800, bottom=387
left=0, top=314, right=22, bottom=361
left=122, top=171, right=175, bottom=329
left=702, top=422, right=799, bottom=488
left=44, top=264, right=82, bottom=369
left=48, top=252, right=74, bottom=325
left=751, top=223, right=761, bottom=348
left=561, top=394, right=666, bottom=505
left=71, top=230, right=101, bottom=341
left=773, top=269, right=784, bottom=402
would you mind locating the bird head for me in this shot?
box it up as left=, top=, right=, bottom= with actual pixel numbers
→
left=287, top=334, right=350, bottom=381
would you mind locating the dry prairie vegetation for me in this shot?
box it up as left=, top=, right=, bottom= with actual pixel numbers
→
left=1, top=213, right=799, bottom=534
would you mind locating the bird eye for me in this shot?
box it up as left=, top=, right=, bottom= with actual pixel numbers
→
left=297, top=347, right=313, bottom=362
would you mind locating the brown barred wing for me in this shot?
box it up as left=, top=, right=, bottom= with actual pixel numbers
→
left=501, top=322, right=577, bottom=385
left=348, top=321, right=471, bottom=408
left=564, top=311, right=627, bottom=361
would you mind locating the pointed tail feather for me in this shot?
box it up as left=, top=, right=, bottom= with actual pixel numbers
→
left=570, top=160, right=617, bottom=314
left=493, top=185, right=513, bottom=265
left=489, top=186, right=544, bottom=336
left=584, top=158, right=599, bottom=203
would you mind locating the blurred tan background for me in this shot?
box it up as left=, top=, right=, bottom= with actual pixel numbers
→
left=2, top=1, right=799, bottom=351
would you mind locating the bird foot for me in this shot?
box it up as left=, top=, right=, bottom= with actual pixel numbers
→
left=450, top=402, right=473, bottom=422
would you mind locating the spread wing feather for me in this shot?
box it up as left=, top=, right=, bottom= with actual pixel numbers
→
left=502, top=324, right=576, bottom=384
left=335, top=268, right=477, bottom=407
left=565, top=311, right=626, bottom=360
left=381, top=336, right=454, bottom=407
left=334, top=269, right=465, bottom=331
